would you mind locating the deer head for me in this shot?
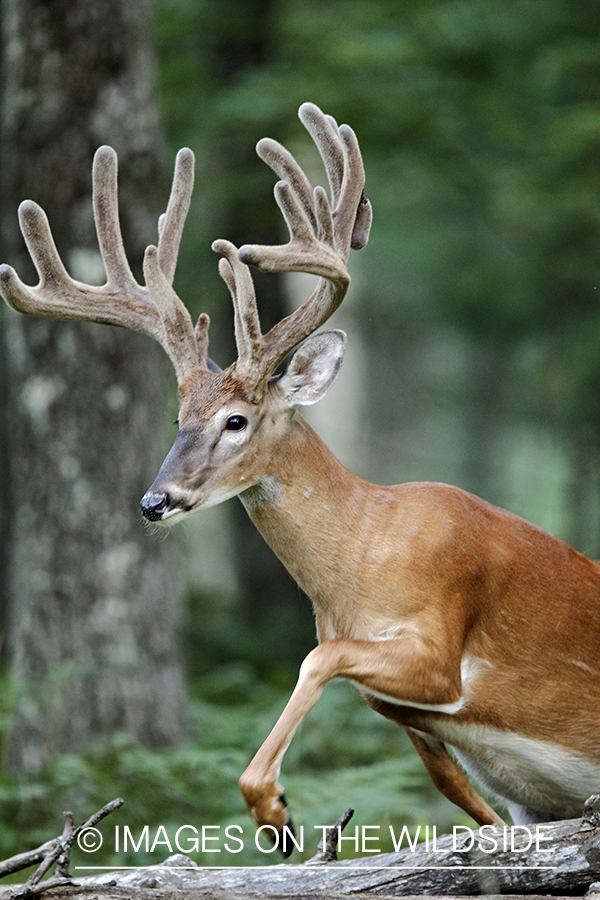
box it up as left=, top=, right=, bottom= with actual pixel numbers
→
left=0, top=103, right=371, bottom=524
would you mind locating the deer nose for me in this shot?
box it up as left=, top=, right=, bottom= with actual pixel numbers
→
left=140, top=491, right=170, bottom=521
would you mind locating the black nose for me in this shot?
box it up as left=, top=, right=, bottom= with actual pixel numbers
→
left=140, top=491, right=169, bottom=521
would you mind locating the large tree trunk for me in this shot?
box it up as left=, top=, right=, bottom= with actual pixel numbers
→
left=0, top=0, right=186, bottom=769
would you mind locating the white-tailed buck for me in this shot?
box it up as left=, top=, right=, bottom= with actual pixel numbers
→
left=2, top=104, right=599, bottom=852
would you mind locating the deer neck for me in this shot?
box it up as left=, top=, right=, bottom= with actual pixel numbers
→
left=239, top=413, right=366, bottom=622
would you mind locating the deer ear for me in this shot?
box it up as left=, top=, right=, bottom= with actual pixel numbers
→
left=278, top=330, right=346, bottom=407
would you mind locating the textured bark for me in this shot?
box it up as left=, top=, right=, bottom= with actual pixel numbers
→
left=66, top=818, right=600, bottom=896
left=0, top=0, right=186, bottom=768
left=2, top=818, right=599, bottom=898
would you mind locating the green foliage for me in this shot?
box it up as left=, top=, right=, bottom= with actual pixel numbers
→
left=153, top=0, right=600, bottom=434
left=0, top=669, right=469, bottom=872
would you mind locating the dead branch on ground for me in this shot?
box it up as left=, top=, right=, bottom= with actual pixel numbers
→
left=0, top=798, right=123, bottom=899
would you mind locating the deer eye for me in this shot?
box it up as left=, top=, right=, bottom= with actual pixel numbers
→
left=225, top=415, right=247, bottom=432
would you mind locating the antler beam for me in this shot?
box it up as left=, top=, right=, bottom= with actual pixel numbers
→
left=213, top=102, right=371, bottom=391
left=0, top=147, right=204, bottom=383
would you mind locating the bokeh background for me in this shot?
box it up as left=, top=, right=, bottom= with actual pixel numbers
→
left=1, top=0, right=600, bottom=870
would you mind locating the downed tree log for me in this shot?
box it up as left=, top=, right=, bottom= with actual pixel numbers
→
left=0, top=799, right=124, bottom=897
left=2, top=816, right=599, bottom=899
left=78, top=817, right=600, bottom=896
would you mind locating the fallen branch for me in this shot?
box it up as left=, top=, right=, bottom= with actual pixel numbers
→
left=0, top=846, right=56, bottom=883
left=307, top=808, right=355, bottom=864
left=0, top=798, right=123, bottom=898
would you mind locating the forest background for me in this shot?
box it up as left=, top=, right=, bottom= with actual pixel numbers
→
left=1, top=0, right=600, bottom=872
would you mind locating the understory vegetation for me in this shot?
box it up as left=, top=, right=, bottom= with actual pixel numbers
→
left=0, top=668, right=470, bottom=871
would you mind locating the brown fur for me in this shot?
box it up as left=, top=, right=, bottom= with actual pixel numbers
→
left=235, top=414, right=600, bottom=832
left=178, top=365, right=257, bottom=423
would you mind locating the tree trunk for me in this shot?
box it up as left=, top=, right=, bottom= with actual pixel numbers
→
left=0, top=0, right=186, bottom=769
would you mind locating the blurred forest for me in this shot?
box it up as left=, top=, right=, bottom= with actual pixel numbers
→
left=1, top=0, right=600, bottom=872
left=156, top=0, right=600, bottom=677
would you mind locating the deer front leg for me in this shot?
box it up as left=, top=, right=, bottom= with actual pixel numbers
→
left=239, top=634, right=490, bottom=839
left=239, top=660, right=326, bottom=848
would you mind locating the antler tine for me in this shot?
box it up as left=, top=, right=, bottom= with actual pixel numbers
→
left=256, top=139, right=317, bottom=234
left=195, top=312, right=210, bottom=369
left=157, top=147, right=195, bottom=285
left=93, top=146, right=138, bottom=291
left=237, top=170, right=346, bottom=282
left=332, top=124, right=368, bottom=255
left=0, top=201, right=73, bottom=314
left=143, top=245, right=200, bottom=382
left=0, top=146, right=204, bottom=384
left=94, top=145, right=201, bottom=379
left=140, top=147, right=203, bottom=381
left=18, top=201, right=72, bottom=289
left=212, top=239, right=263, bottom=374
left=299, top=103, right=345, bottom=212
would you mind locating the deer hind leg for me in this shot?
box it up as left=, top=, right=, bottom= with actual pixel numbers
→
left=405, top=727, right=505, bottom=826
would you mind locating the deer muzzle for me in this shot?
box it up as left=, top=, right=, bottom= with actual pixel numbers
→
left=140, top=491, right=171, bottom=521
left=140, top=427, right=203, bottom=522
